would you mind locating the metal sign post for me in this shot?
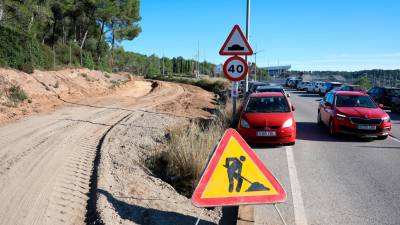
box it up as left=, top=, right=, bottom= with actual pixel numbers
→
left=231, top=81, right=238, bottom=124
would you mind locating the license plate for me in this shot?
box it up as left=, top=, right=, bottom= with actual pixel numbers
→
left=358, top=125, right=376, bottom=130
left=256, top=131, right=276, bottom=137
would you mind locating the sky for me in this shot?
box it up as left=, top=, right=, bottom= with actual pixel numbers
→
left=122, top=0, right=400, bottom=71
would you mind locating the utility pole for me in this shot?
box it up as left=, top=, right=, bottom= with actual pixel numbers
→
left=245, top=0, right=251, bottom=92
left=253, top=49, right=264, bottom=81
left=162, top=50, right=165, bottom=76
left=197, top=41, right=200, bottom=79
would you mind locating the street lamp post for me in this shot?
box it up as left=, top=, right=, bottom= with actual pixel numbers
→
left=245, top=0, right=250, bottom=92
left=253, top=49, right=264, bottom=81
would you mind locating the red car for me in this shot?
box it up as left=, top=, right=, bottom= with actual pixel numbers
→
left=318, top=91, right=391, bottom=139
left=237, top=92, right=296, bottom=145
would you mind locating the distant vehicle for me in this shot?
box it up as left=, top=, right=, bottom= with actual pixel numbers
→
left=392, top=96, right=400, bottom=113
left=288, top=79, right=301, bottom=88
left=337, top=85, right=367, bottom=93
left=367, top=87, right=400, bottom=110
left=285, top=77, right=301, bottom=88
left=297, top=81, right=310, bottom=90
left=255, top=85, right=290, bottom=97
left=306, top=81, right=322, bottom=93
left=315, top=82, right=326, bottom=94
left=237, top=92, right=296, bottom=145
left=318, top=91, right=391, bottom=139
left=244, top=81, right=269, bottom=99
left=319, top=82, right=342, bottom=95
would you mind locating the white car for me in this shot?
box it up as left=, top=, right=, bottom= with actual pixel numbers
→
left=297, top=81, right=310, bottom=90
left=314, top=82, right=326, bottom=93
left=305, top=82, right=316, bottom=92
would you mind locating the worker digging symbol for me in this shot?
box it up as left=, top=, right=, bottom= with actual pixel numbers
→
left=224, top=156, right=270, bottom=193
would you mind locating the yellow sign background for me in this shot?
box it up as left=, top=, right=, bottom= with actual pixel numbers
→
left=201, top=137, right=278, bottom=198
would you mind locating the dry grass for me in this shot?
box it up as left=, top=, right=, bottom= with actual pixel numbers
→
left=146, top=100, right=233, bottom=197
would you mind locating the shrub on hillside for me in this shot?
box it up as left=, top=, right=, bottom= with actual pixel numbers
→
left=7, top=85, right=29, bottom=106
left=145, top=101, right=233, bottom=197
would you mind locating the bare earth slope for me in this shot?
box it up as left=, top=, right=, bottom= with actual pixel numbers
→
left=0, top=69, right=216, bottom=225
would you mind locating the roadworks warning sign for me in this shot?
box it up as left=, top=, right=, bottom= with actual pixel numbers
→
left=191, top=128, right=286, bottom=207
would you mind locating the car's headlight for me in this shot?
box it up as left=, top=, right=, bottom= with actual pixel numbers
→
left=336, top=113, right=347, bottom=120
left=240, top=119, right=250, bottom=128
left=282, top=118, right=293, bottom=128
left=383, top=116, right=391, bottom=122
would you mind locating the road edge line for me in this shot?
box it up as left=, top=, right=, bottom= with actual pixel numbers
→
left=285, top=146, right=308, bottom=225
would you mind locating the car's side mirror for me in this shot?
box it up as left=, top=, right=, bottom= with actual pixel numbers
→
left=292, top=105, right=296, bottom=111
left=378, top=104, right=384, bottom=108
left=287, top=93, right=291, bottom=98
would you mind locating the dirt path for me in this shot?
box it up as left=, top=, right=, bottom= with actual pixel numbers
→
left=0, top=80, right=214, bottom=225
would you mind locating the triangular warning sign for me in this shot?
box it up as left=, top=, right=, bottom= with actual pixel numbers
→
left=192, top=129, right=286, bottom=207
left=219, top=25, right=253, bottom=56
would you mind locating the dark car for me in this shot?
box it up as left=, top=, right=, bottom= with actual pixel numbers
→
left=244, top=81, right=269, bottom=98
left=338, top=85, right=367, bottom=93
left=367, top=87, right=400, bottom=109
left=255, top=85, right=290, bottom=97
left=319, top=82, right=342, bottom=95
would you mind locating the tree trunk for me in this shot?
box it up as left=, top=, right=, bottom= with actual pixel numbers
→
left=96, top=20, right=105, bottom=62
left=111, top=21, right=115, bottom=70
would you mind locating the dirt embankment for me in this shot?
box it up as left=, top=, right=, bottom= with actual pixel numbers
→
left=0, top=68, right=132, bottom=124
left=0, top=67, right=219, bottom=225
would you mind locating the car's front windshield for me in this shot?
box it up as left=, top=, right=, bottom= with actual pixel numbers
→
left=245, top=96, right=290, bottom=113
left=336, top=95, right=377, bottom=108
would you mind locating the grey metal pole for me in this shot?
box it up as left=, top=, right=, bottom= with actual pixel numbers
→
left=197, top=41, right=200, bottom=78
left=254, top=53, right=257, bottom=81
left=162, top=50, right=165, bottom=76
left=245, top=0, right=250, bottom=92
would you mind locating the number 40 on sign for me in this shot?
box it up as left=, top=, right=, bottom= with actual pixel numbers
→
left=223, top=56, right=249, bottom=82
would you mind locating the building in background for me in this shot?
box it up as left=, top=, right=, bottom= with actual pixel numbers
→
left=262, top=65, right=291, bottom=78
left=214, top=64, right=223, bottom=77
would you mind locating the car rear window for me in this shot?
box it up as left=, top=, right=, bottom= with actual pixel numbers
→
left=245, top=96, right=290, bottom=113
left=336, top=95, right=377, bottom=108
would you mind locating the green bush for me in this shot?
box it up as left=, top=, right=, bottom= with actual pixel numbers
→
left=7, top=85, right=29, bottom=106
left=18, top=63, right=34, bottom=74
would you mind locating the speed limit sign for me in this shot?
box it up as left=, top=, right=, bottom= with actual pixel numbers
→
left=223, top=56, right=248, bottom=81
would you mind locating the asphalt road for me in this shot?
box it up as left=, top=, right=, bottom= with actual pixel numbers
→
left=253, top=90, right=400, bottom=225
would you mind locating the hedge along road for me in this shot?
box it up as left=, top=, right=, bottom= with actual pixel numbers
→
left=0, top=80, right=202, bottom=225
left=253, top=90, right=400, bottom=225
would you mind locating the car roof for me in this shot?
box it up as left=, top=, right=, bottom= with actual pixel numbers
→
left=333, top=91, right=368, bottom=96
left=372, top=86, right=400, bottom=90
left=328, top=82, right=342, bottom=84
left=257, top=85, right=283, bottom=89
left=250, top=92, right=285, bottom=97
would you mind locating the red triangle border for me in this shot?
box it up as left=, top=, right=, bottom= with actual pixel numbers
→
left=219, top=25, right=254, bottom=56
left=191, top=129, right=287, bottom=207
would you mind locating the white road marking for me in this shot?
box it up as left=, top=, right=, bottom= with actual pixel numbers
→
left=389, top=136, right=400, bottom=143
left=286, top=146, right=308, bottom=225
